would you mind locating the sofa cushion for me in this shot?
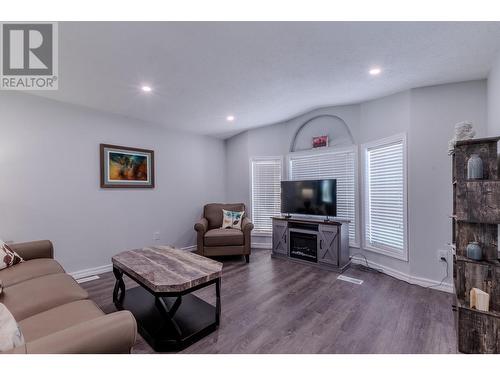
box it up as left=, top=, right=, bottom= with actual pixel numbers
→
left=0, top=302, right=25, bottom=352
left=0, top=240, right=23, bottom=271
left=0, top=259, right=64, bottom=288
left=0, top=273, right=88, bottom=321
left=24, top=310, right=137, bottom=354
left=204, top=228, right=244, bottom=247
left=204, top=203, right=245, bottom=229
left=19, top=300, right=104, bottom=342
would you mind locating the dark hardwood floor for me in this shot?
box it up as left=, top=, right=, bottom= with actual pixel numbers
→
left=82, top=248, right=457, bottom=354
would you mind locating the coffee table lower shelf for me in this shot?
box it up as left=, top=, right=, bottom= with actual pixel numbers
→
left=118, top=286, right=218, bottom=352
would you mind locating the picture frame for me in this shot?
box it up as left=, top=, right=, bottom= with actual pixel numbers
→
left=312, top=135, right=329, bottom=148
left=100, top=144, right=155, bottom=188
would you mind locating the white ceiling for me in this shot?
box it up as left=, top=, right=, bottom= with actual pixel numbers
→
left=35, top=22, right=500, bottom=138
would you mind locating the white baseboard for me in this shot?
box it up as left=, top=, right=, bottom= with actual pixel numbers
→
left=184, top=243, right=273, bottom=250
left=253, top=242, right=272, bottom=249
left=350, top=256, right=453, bottom=293
left=69, top=245, right=197, bottom=279
left=70, top=264, right=113, bottom=280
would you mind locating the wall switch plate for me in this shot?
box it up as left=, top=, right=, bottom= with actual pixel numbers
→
left=438, top=249, right=449, bottom=262
left=153, top=232, right=160, bottom=241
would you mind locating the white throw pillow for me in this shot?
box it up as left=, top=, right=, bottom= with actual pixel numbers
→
left=0, top=239, right=23, bottom=271
left=221, top=209, right=245, bottom=230
left=0, top=303, right=25, bottom=352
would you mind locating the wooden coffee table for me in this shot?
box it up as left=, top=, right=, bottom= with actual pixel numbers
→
left=111, top=246, right=223, bottom=352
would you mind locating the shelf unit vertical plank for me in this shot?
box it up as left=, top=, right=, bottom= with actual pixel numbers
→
left=452, top=136, right=500, bottom=354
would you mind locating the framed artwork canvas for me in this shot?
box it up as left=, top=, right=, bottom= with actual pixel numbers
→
left=100, top=144, right=155, bottom=188
left=312, top=135, right=328, bottom=148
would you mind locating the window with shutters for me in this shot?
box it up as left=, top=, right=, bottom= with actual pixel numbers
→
left=362, top=134, right=408, bottom=261
left=288, top=146, right=359, bottom=247
left=250, top=157, right=283, bottom=233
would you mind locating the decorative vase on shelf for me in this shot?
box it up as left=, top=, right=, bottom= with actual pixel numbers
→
left=466, top=242, right=483, bottom=261
left=467, top=154, right=483, bottom=179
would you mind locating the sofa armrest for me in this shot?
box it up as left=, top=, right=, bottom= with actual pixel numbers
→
left=194, top=218, right=208, bottom=233
left=24, top=311, right=137, bottom=354
left=242, top=217, right=254, bottom=233
left=9, top=240, right=54, bottom=260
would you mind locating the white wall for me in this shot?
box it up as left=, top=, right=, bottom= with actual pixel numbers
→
left=225, top=80, right=488, bottom=290
left=0, top=79, right=489, bottom=285
left=408, top=81, right=487, bottom=286
left=0, top=92, right=226, bottom=274
left=225, top=105, right=360, bottom=247
left=487, top=53, right=500, bottom=136
left=355, top=81, right=487, bottom=286
left=356, top=90, right=411, bottom=276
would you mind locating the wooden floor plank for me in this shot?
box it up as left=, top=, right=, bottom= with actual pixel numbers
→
left=81, top=248, right=457, bottom=354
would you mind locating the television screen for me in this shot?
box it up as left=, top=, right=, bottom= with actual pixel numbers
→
left=281, top=179, right=337, bottom=217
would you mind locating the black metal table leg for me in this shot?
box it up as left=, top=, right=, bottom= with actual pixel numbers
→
left=215, top=277, right=221, bottom=326
left=155, top=296, right=183, bottom=342
left=168, top=296, right=182, bottom=317
left=112, top=266, right=126, bottom=306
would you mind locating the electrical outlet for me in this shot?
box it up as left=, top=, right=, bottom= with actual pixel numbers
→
left=153, top=232, right=160, bottom=241
left=438, top=249, right=448, bottom=262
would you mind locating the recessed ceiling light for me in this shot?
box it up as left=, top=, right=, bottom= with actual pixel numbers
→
left=226, top=115, right=235, bottom=122
left=369, top=67, right=381, bottom=76
left=141, top=85, right=152, bottom=93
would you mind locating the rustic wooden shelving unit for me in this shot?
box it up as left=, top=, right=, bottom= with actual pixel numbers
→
left=452, top=136, right=500, bottom=353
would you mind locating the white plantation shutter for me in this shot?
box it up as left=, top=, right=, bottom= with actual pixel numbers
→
left=251, top=158, right=282, bottom=233
left=289, top=147, right=358, bottom=246
left=364, top=135, right=407, bottom=260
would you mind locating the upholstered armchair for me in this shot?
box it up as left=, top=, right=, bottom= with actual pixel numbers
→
left=194, top=203, right=254, bottom=263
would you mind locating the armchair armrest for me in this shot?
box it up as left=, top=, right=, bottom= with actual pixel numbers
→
left=25, top=311, right=137, bottom=354
left=194, top=218, right=208, bottom=234
left=241, top=217, right=253, bottom=257
left=241, top=217, right=254, bottom=233
left=9, top=240, right=54, bottom=260
left=194, top=218, right=208, bottom=255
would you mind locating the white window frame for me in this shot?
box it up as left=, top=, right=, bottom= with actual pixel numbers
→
left=286, top=145, right=360, bottom=248
left=249, top=156, right=283, bottom=235
left=361, top=133, right=408, bottom=261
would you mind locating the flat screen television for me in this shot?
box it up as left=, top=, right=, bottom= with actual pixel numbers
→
left=281, top=179, right=337, bottom=217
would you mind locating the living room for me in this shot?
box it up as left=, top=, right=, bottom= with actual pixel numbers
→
left=2, top=1, right=500, bottom=373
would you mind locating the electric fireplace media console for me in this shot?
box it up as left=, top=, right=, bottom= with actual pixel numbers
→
left=271, top=216, right=350, bottom=272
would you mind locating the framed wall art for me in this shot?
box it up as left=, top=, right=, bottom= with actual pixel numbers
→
left=100, top=144, right=155, bottom=188
left=312, top=135, right=328, bottom=148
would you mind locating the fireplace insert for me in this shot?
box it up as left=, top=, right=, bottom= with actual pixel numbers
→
left=289, top=229, right=317, bottom=262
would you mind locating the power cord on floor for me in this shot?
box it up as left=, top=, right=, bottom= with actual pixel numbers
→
left=348, top=252, right=449, bottom=291
left=348, top=253, right=383, bottom=274
left=425, top=257, right=449, bottom=289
